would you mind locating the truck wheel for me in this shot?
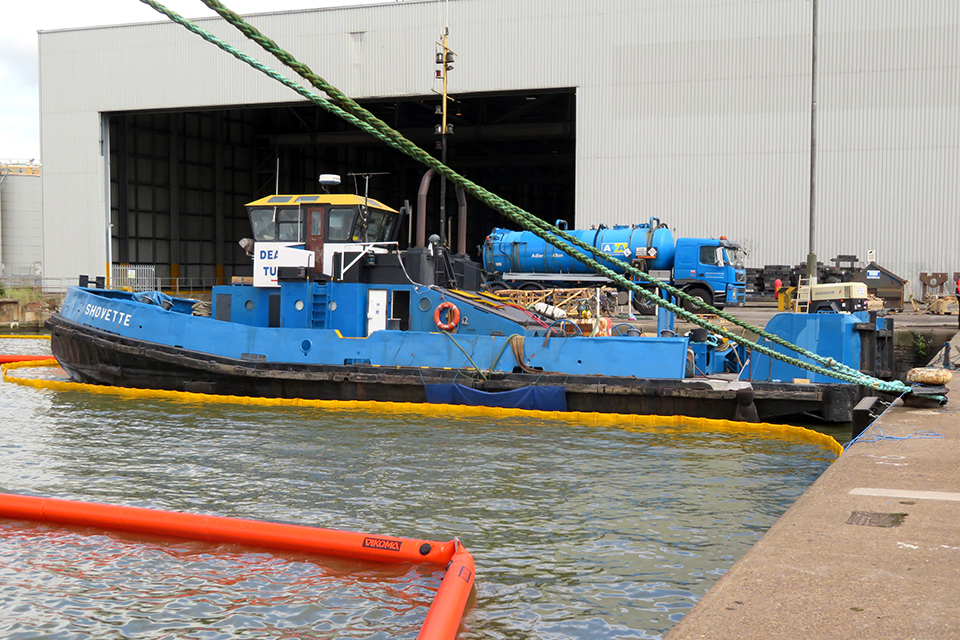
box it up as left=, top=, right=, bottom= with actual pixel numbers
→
left=632, top=295, right=657, bottom=316
left=519, top=282, right=544, bottom=291
left=485, top=282, right=508, bottom=293
left=682, top=287, right=712, bottom=313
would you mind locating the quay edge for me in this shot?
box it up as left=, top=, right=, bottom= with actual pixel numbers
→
left=665, top=331, right=960, bottom=639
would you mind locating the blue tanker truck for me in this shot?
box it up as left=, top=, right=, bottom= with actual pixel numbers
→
left=480, top=218, right=747, bottom=315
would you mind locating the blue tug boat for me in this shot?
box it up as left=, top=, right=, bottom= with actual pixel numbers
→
left=45, top=180, right=872, bottom=421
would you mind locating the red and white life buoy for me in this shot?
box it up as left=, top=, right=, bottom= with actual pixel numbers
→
left=597, top=317, right=610, bottom=336
left=434, top=301, right=461, bottom=332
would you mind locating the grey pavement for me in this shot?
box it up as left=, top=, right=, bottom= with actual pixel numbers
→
left=665, top=332, right=960, bottom=640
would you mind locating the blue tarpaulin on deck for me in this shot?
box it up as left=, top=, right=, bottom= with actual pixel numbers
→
left=423, top=384, right=567, bottom=412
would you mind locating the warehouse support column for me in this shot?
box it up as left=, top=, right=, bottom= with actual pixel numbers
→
left=101, top=114, right=112, bottom=286
left=169, top=116, right=181, bottom=290
left=214, top=112, right=225, bottom=286
left=116, top=118, right=129, bottom=266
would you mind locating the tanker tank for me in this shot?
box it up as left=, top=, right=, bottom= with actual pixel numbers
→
left=481, top=219, right=675, bottom=276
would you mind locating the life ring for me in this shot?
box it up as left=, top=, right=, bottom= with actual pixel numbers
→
left=597, top=317, right=610, bottom=336
left=434, top=301, right=461, bottom=332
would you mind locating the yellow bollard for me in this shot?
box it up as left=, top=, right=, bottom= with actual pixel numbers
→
left=777, top=286, right=795, bottom=312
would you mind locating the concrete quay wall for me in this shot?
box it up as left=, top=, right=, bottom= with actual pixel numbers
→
left=666, top=336, right=960, bottom=639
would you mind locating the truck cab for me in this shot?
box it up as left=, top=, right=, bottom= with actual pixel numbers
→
left=669, top=238, right=746, bottom=311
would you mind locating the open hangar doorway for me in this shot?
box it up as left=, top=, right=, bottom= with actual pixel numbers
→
left=106, top=87, right=575, bottom=288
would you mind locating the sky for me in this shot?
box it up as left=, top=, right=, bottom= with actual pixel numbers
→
left=0, top=0, right=381, bottom=163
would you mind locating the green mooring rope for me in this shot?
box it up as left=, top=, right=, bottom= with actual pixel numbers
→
left=139, top=0, right=911, bottom=395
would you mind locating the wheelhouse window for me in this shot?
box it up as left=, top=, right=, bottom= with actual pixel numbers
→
left=327, top=207, right=358, bottom=242
left=277, top=207, right=302, bottom=242
left=247, top=203, right=396, bottom=244
left=363, top=208, right=397, bottom=242
left=248, top=208, right=277, bottom=241
left=309, top=207, right=324, bottom=236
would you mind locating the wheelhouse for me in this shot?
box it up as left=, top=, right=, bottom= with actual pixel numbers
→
left=245, top=194, right=401, bottom=275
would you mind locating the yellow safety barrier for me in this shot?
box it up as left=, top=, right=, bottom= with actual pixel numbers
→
left=2, top=360, right=843, bottom=457
left=0, top=334, right=50, bottom=339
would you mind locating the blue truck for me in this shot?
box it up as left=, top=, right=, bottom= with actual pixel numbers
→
left=480, top=218, right=747, bottom=315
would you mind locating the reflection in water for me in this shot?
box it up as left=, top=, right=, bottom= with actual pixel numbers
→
left=0, top=337, right=52, bottom=357
left=0, top=521, right=438, bottom=639
left=0, top=340, right=833, bottom=639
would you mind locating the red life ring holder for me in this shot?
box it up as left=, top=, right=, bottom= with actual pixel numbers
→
left=434, top=301, right=461, bottom=332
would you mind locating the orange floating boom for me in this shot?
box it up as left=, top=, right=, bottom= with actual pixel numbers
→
left=0, top=355, right=57, bottom=364
left=0, top=492, right=474, bottom=640
left=418, top=544, right=476, bottom=640
left=0, top=492, right=453, bottom=564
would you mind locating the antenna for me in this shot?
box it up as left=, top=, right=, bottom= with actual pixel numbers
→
left=347, top=172, right=388, bottom=240
left=318, top=173, right=341, bottom=194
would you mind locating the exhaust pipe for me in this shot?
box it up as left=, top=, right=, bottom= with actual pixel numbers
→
left=416, top=169, right=435, bottom=248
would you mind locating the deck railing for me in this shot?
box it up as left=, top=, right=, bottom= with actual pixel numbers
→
left=0, top=276, right=221, bottom=299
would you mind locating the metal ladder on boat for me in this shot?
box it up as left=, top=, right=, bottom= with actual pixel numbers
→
left=311, top=284, right=328, bottom=329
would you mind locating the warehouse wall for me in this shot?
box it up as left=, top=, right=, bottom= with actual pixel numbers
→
left=38, top=0, right=960, bottom=283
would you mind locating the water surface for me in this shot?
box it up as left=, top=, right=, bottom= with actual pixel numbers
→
left=0, top=338, right=834, bottom=638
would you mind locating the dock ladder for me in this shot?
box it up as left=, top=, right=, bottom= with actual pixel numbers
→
left=793, top=277, right=811, bottom=313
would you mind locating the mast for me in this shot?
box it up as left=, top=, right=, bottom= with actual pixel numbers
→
left=434, top=21, right=456, bottom=247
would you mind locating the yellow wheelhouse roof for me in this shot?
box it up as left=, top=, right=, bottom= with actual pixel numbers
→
left=244, top=194, right=398, bottom=212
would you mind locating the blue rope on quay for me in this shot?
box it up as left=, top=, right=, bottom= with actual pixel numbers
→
left=842, top=386, right=950, bottom=450
left=938, top=396, right=960, bottom=414
left=845, top=424, right=945, bottom=450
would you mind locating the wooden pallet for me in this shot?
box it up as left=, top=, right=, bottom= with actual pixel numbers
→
left=491, top=287, right=617, bottom=316
left=694, top=313, right=728, bottom=326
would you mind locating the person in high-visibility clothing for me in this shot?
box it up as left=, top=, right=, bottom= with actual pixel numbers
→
left=956, top=275, right=960, bottom=329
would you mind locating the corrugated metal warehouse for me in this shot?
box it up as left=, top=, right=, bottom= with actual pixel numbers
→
left=37, top=0, right=960, bottom=288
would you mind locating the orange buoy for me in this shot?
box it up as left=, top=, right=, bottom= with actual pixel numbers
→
left=434, top=301, right=460, bottom=332
left=0, top=355, right=57, bottom=364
